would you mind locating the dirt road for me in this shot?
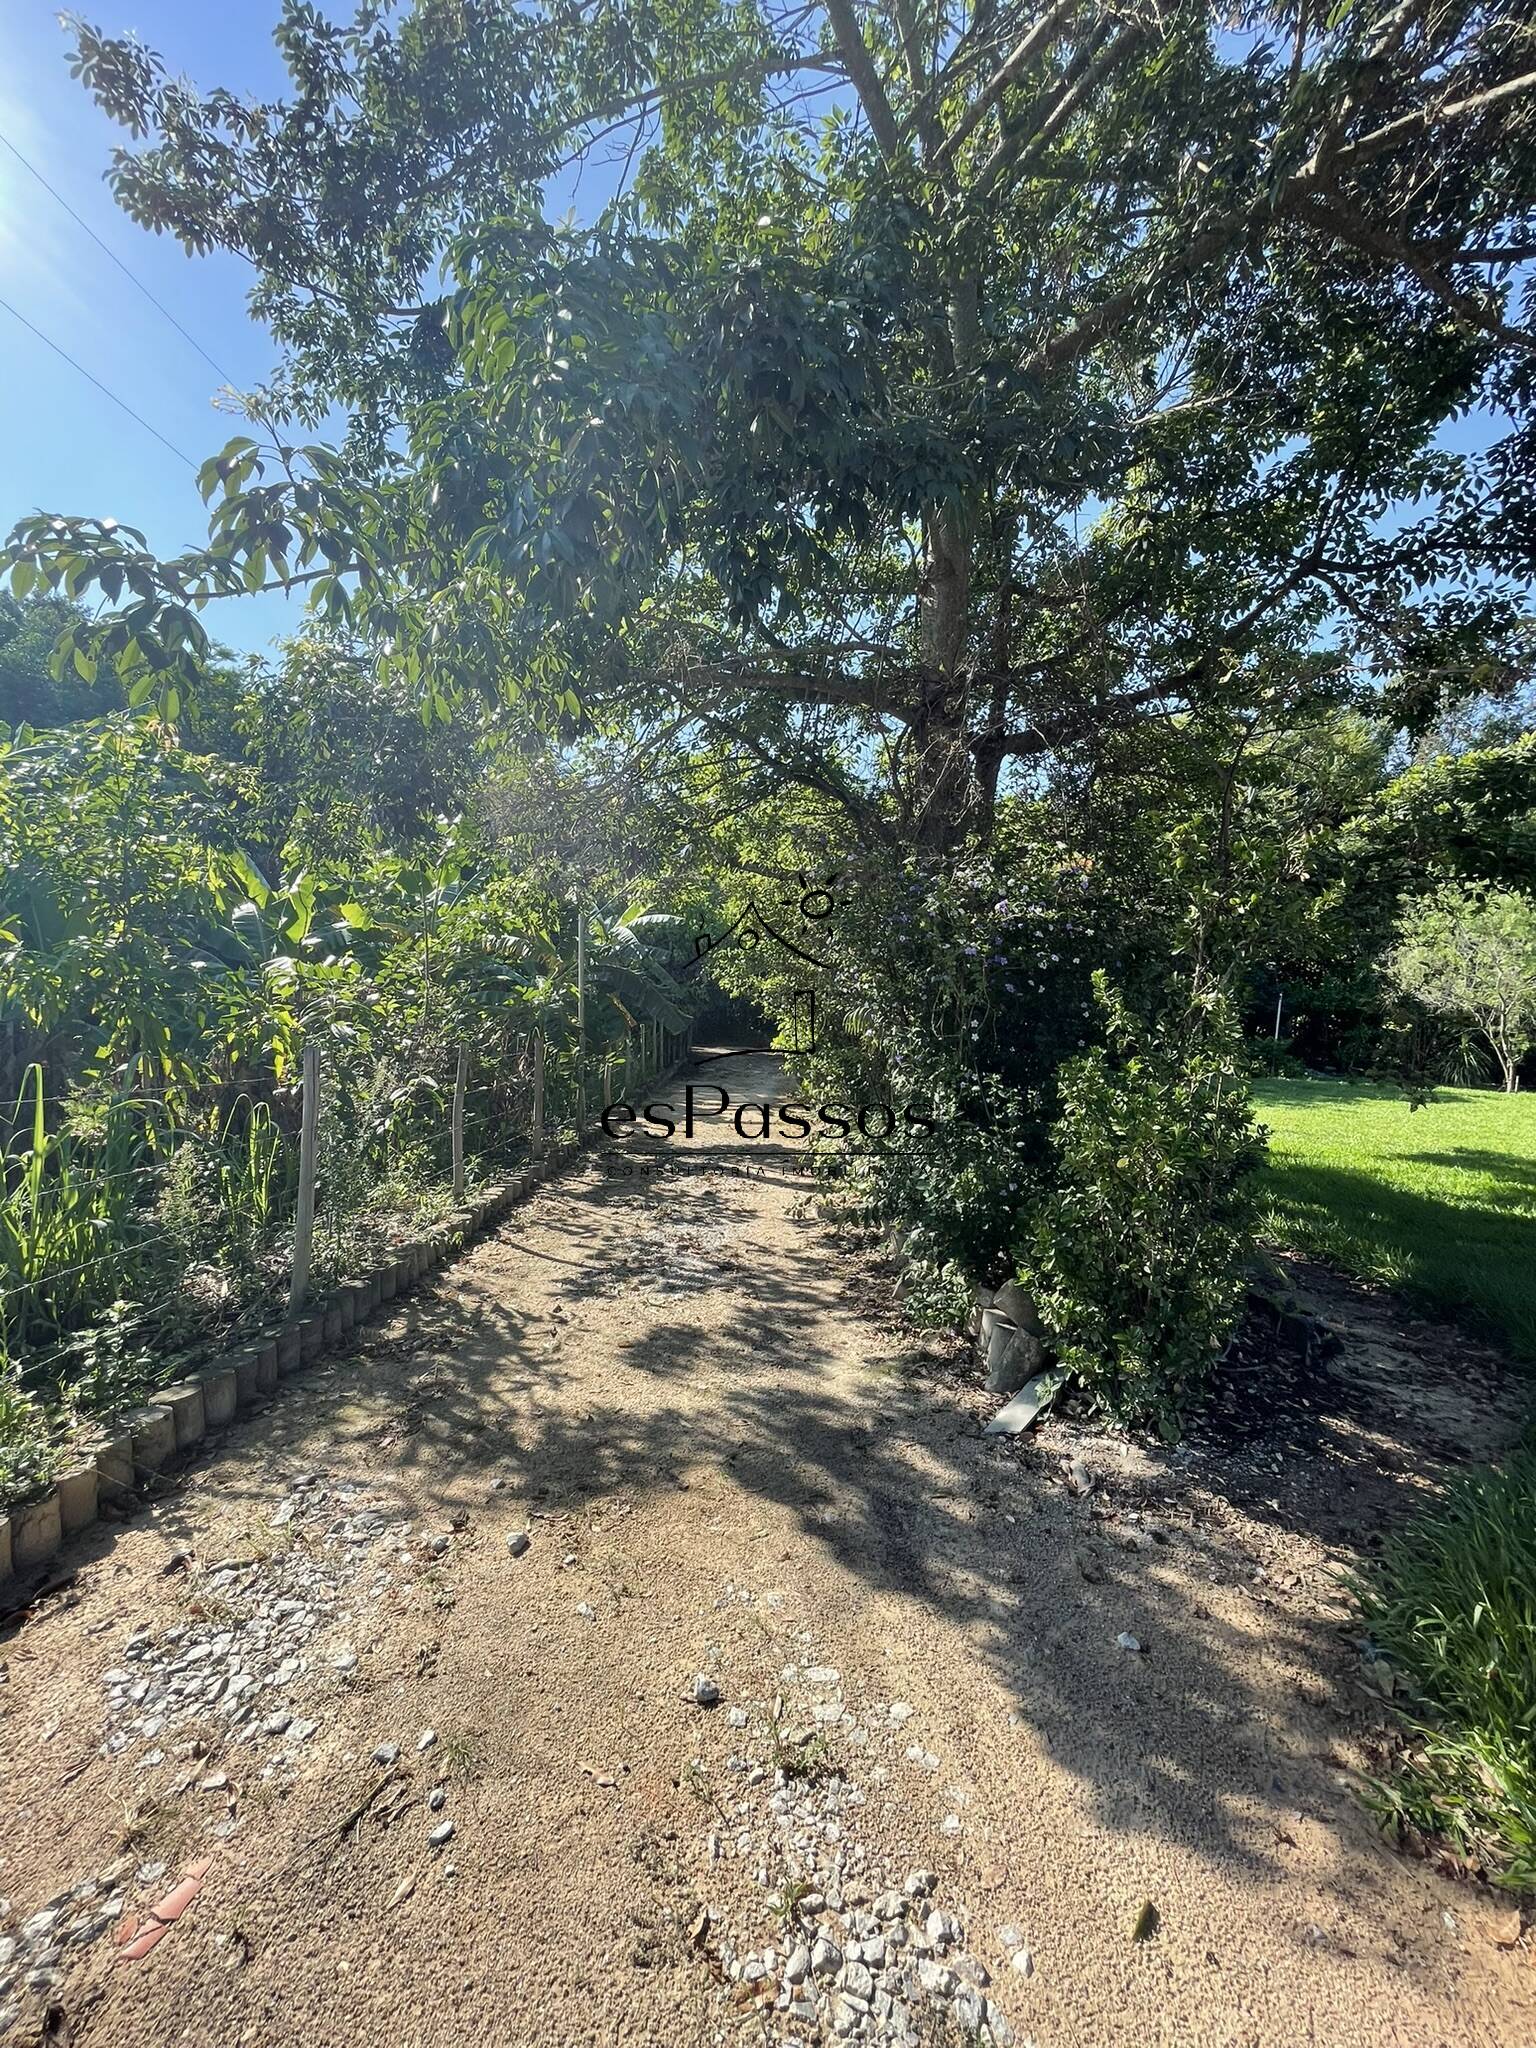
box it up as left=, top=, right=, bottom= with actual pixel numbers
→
left=1, top=1054, right=1529, bottom=2047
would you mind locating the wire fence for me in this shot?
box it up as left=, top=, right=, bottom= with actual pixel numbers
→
left=1, top=1019, right=691, bottom=1416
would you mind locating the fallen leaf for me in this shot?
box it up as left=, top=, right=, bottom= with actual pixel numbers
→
left=1131, top=1899, right=1160, bottom=1942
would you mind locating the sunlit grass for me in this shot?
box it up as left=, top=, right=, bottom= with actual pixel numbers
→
left=1252, top=1079, right=1536, bottom=1360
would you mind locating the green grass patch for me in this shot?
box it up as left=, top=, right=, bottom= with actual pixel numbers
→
left=1355, top=1446, right=1536, bottom=1889
left=1253, top=1079, right=1536, bottom=1359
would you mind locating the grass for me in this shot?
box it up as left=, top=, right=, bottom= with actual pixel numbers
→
left=1355, top=1444, right=1536, bottom=1889
left=1253, top=1078, right=1536, bottom=1359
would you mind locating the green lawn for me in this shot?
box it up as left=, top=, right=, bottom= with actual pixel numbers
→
left=1253, top=1079, right=1536, bottom=1361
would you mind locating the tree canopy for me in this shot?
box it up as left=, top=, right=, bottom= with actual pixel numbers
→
left=9, top=0, right=1533, bottom=851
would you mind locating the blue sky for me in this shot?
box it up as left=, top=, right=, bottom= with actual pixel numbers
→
left=1, top=5, right=306, bottom=653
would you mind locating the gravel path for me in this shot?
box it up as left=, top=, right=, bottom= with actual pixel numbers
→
left=0, top=1054, right=1529, bottom=2047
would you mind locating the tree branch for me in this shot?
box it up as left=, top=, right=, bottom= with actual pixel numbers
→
left=821, top=0, right=903, bottom=159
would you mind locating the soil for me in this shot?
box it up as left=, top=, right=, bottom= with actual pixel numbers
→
left=0, top=1052, right=1531, bottom=2048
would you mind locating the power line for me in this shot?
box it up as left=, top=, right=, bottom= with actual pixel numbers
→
left=0, top=127, right=238, bottom=388
left=0, top=290, right=195, bottom=468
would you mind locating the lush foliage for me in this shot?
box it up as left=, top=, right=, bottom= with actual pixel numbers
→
left=1255, top=1077, right=1536, bottom=1357
left=0, top=633, right=697, bottom=1498
left=1023, top=977, right=1262, bottom=1434
left=12, top=3, right=1535, bottom=800
left=1357, top=1444, right=1536, bottom=1890
left=1386, top=882, right=1536, bottom=1091
left=6, top=3, right=1536, bottom=1435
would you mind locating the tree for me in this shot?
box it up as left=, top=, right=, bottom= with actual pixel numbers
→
left=1386, top=882, right=1536, bottom=1089
left=0, top=594, right=110, bottom=728
left=10, top=1, right=1536, bottom=842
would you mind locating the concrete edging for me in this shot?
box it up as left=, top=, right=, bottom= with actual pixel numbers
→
left=0, top=1136, right=605, bottom=1591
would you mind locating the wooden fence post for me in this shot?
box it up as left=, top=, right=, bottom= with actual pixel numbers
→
left=576, top=911, right=588, bottom=1130
left=451, top=1043, right=468, bottom=1201
left=531, top=1032, right=545, bottom=1157
left=287, top=1042, right=320, bottom=1319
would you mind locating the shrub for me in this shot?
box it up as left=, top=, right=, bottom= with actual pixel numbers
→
left=0, top=1367, right=61, bottom=1511
left=1023, top=976, right=1262, bottom=1435
left=1356, top=1446, right=1536, bottom=1889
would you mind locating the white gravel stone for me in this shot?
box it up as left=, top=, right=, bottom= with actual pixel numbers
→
left=840, top=1960, right=874, bottom=2000
left=984, top=2000, right=1017, bottom=2045
left=1116, top=1632, right=1142, bottom=1653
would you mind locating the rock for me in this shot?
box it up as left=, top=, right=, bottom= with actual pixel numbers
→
left=371, top=1743, right=399, bottom=1766
left=690, top=1674, right=721, bottom=1708
left=954, top=1955, right=991, bottom=1987
left=428, top=1786, right=447, bottom=1812
left=426, top=1532, right=450, bottom=1558
left=954, top=1989, right=986, bottom=2033
left=1116, top=1632, right=1142, bottom=1654
left=417, top=1728, right=437, bottom=1751
left=728, top=1707, right=748, bottom=1728
left=811, top=1936, right=843, bottom=1977
left=1009, top=1945, right=1034, bottom=1977
left=1065, top=1457, right=1093, bottom=1497
left=198, top=1772, right=229, bottom=1792
left=1130, top=1899, right=1159, bottom=1942
left=505, top=1529, right=530, bottom=1558
left=888, top=1702, right=914, bottom=1724
left=917, top=1960, right=956, bottom=1997
left=992, top=1281, right=1042, bottom=1333
left=288, top=1719, right=319, bottom=1743
left=1492, top=1907, right=1524, bottom=1948
left=428, top=1820, right=455, bottom=1848
left=984, top=1325, right=1046, bottom=1397
left=329, top=1647, right=358, bottom=1673
left=841, top=1960, right=874, bottom=2000
left=984, top=2002, right=1016, bottom=2047
left=904, top=1870, right=936, bottom=1899
left=997, top=1923, right=1027, bottom=1953
left=784, top=1942, right=810, bottom=1984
